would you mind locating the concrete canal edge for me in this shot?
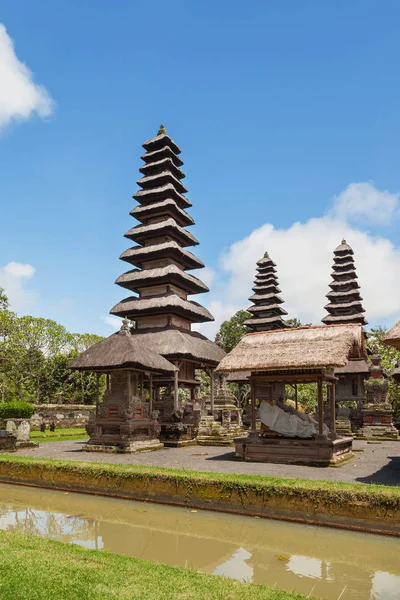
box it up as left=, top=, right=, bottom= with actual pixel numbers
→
left=0, top=455, right=399, bottom=537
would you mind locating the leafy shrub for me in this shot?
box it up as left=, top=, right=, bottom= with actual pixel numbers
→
left=0, top=401, right=35, bottom=420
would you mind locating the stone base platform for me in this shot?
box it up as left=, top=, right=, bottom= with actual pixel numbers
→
left=163, top=439, right=198, bottom=448
left=234, top=435, right=354, bottom=466
left=0, top=433, right=17, bottom=452
left=197, top=436, right=235, bottom=447
left=16, top=441, right=39, bottom=449
left=83, top=439, right=163, bottom=453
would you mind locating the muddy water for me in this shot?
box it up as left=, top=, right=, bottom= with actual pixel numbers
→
left=0, top=484, right=399, bottom=600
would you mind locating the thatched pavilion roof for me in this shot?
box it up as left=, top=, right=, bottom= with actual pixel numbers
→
left=216, top=324, right=365, bottom=373
left=69, top=331, right=177, bottom=374
left=383, top=320, right=400, bottom=350
left=131, top=326, right=226, bottom=366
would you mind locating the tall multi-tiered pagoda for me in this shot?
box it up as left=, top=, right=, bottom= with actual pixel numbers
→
left=244, top=252, right=288, bottom=332
left=322, top=240, right=367, bottom=326
left=110, top=127, right=225, bottom=443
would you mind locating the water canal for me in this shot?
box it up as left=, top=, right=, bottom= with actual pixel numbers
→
left=0, top=483, right=399, bottom=599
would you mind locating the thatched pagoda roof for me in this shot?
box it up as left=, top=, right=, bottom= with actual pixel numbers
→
left=131, top=199, right=194, bottom=227
left=334, top=241, right=353, bottom=254
left=110, top=293, right=214, bottom=323
left=216, top=324, right=365, bottom=373
left=131, top=326, right=226, bottom=366
left=137, top=171, right=188, bottom=194
left=141, top=146, right=183, bottom=167
left=124, top=218, right=199, bottom=247
left=133, top=183, right=191, bottom=209
left=142, top=132, right=181, bottom=155
left=69, top=330, right=177, bottom=374
left=139, top=157, right=185, bottom=180
left=120, top=242, right=204, bottom=270
left=383, top=320, right=400, bottom=350
left=115, top=265, right=209, bottom=295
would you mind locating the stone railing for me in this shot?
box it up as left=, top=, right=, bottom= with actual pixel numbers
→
left=30, top=405, right=95, bottom=430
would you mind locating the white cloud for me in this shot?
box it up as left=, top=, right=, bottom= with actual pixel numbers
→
left=0, top=23, right=54, bottom=130
left=0, top=261, right=37, bottom=310
left=4, top=261, right=35, bottom=278
left=103, top=315, right=121, bottom=330
left=200, top=266, right=216, bottom=288
left=197, top=182, right=400, bottom=337
left=330, top=182, right=399, bottom=225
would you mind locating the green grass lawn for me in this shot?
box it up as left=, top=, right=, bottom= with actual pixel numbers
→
left=0, top=531, right=311, bottom=600
left=30, top=428, right=88, bottom=443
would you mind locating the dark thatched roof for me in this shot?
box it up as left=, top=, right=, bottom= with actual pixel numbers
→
left=125, top=218, right=199, bottom=247
left=69, top=331, right=177, bottom=374
left=226, top=370, right=251, bottom=383
left=139, top=157, right=185, bottom=180
left=131, top=326, right=226, bottom=366
left=115, top=265, right=209, bottom=295
left=137, top=171, right=188, bottom=194
left=141, top=146, right=183, bottom=168
left=142, top=132, right=181, bottom=155
left=133, top=183, right=191, bottom=210
left=216, top=324, right=366, bottom=373
left=110, top=294, right=214, bottom=322
left=335, top=359, right=369, bottom=374
left=119, top=242, right=204, bottom=270
left=383, top=320, right=400, bottom=350
left=131, top=199, right=194, bottom=227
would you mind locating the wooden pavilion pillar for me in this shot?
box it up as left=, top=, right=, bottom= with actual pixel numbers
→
left=95, top=372, right=100, bottom=418
left=173, top=368, right=179, bottom=411
left=149, top=374, right=153, bottom=415
left=330, top=382, right=337, bottom=439
left=209, top=368, right=215, bottom=412
left=317, top=378, right=326, bottom=439
left=250, top=380, right=257, bottom=434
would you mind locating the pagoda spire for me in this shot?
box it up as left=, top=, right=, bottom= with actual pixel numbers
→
left=110, top=127, right=214, bottom=328
left=322, top=240, right=367, bottom=326
left=244, top=252, right=288, bottom=332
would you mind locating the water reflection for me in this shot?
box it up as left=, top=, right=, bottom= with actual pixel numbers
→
left=0, top=483, right=399, bottom=600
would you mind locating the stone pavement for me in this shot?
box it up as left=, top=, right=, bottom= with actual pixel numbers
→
left=17, top=439, right=400, bottom=486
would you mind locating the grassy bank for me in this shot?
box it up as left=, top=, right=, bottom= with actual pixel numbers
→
left=0, top=531, right=309, bottom=600
left=31, top=428, right=87, bottom=443
left=0, top=454, right=399, bottom=534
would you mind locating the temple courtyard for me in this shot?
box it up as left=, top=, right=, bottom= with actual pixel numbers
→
left=18, top=439, right=400, bottom=486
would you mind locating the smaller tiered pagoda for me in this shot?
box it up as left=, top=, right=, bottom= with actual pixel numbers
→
left=244, top=253, right=288, bottom=332
left=322, top=240, right=367, bottom=326
left=322, top=240, right=368, bottom=435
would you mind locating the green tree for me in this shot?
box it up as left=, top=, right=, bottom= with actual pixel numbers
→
left=366, top=326, right=400, bottom=419
left=218, top=310, right=251, bottom=352
left=0, top=316, right=73, bottom=403
left=0, top=288, right=9, bottom=311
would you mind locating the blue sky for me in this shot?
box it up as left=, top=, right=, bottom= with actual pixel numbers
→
left=1, top=1, right=400, bottom=337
